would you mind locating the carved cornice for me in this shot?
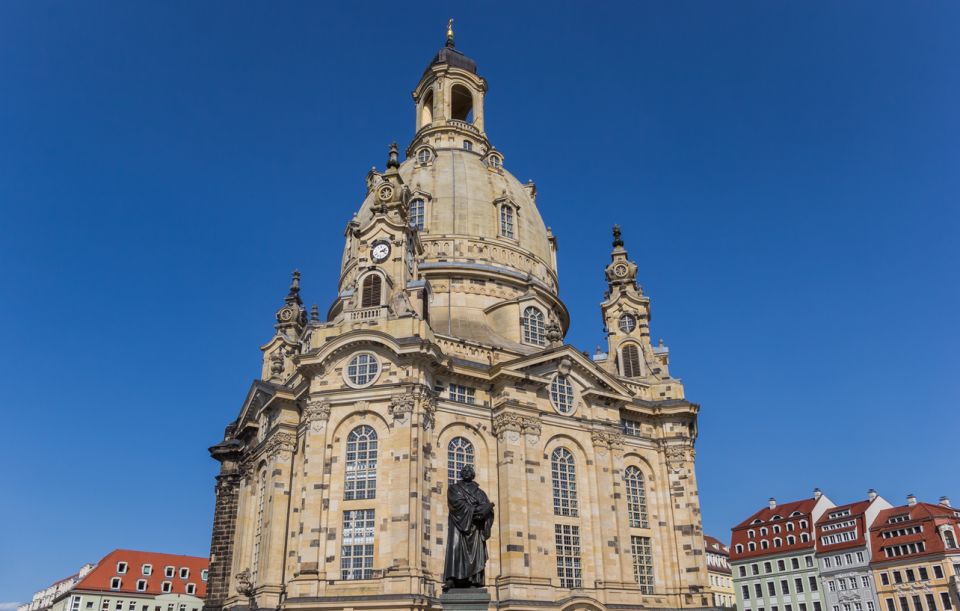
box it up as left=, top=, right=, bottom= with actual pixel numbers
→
left=492, top=412, right=541, bottom=442
left=663, top=441, right=696, bottom=472
left=591, top=429, right=624, bottom=450
left=264, top=431, right=297, bottom=463
left=303, top=397, right=331, bottom=432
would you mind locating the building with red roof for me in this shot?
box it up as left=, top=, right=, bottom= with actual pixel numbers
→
left=43, top=550, right=208, bottom=611
left=730, top=490, right=836, bottom=611
left=868, top=496, right=960, bottom=611
left=17, top=565, right=96, bottom=611
left=705, top=535, right=735, bottom=607
left=815, top=490, right=892, bottom=611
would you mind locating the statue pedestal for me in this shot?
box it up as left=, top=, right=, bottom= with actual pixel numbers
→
left=440, top=588, right=490, bottom=611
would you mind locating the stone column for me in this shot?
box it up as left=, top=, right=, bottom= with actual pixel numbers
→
left=258, top=430, right=297, bottom=608
left=291, top=396, right=331, bottom=587
left=591, top=429, right=625, bottom=587
left=492, top=411, right=535, bottom=582
left=204, top=437, right=244, bottom=611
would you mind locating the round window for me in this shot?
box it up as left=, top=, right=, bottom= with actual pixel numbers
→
left=417, top=148, right=432, bottom=164
left=345, top=353, right=380, bottom=387
left=549, top=374, right=575, bottom=415
left=618, top=313, right=637, bottom=333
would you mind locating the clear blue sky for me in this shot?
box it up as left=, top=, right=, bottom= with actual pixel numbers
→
left=1, top=1, right=958, bottom=603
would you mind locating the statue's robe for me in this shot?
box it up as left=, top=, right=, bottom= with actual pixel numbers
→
left=443, top=479, right=494, bottom=587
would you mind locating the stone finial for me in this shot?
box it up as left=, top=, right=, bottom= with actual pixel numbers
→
left=286, top=270, right=302, bottom=305
left=612, top=224, right=624, bottom=248
left=310, top=304, right=319, bottom=322
left=387, top=142, right=400, bottom=169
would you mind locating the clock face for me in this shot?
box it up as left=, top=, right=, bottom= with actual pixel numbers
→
left=371, top=241, right=391, bottom=263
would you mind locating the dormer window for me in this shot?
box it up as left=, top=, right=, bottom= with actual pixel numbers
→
left=942, top=527, right=958, bottom=549
left=201, top=570, right=208, bottom=582
left=136, top=580, right=147, bottom=592
left=164, top=566, right=175, bottom=578
left=110, top=578, right=121, bottom=590
left=185, top=584, right=196, bottom=595
left=142, top=565, right=152, bottom=576
left=116, top=562, right=128, bottom=574
left=161, top=581, right=172, bottom=593
left=179, top=568, right=189, bottom=579
left=521, top=306, right=545, bottom=346
left=499, top=204, right=515, bottom=239
left=409, top=198, right=425, bottom=230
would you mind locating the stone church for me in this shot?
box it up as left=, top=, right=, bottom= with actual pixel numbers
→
left=204, top=29, right=710, bottom=611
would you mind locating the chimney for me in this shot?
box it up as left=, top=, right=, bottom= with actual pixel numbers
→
left=907, top=494, right=917, bottom=507
left=940, top=496, right=951, bottom=507
left=769, top=497, right=777, bottom=510
left=814, top=488, right=822, bottom=500
left=868, top=489, right=878, bottom=501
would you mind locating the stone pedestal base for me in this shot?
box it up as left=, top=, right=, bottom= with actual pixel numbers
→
left=440, top=587, right=490, bottom=611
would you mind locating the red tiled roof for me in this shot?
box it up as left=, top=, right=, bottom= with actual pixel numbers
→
left=815, top=499, right=872, bottom=553
left=730, top=498, right=819, bottom=561
left=705, top=535, right=730, bottom=556
left=869, top=502, right=960, bottom=564
left=74, top=550, right=208, bottom=597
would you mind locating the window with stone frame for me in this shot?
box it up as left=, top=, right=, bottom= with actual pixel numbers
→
left=621, top=343, right=643, bottom=378
left=409, top=198, right=425, bottom=230
left=340, top=509, right=375, bottom=580
left=499, top=204, right=515, bottom=238
left=345, top=425, right=378, bottom=500
left=555, top=524, right=582, bottom=588
left=521, top=306, right=546, bottom=346
left=346, top=353, right=379, bottom=387
left=624, top=466, right=649, bottom=528
left=631, top=535, right=654, bottom=594
left=360, top=274, right=383, bottom=308
left=251, top=470, right=266, bottom=583
left=447, top=436, right=475, bottom=486
left=551, top=447, right=578, bottom=517
left=550, top=375, right=575, bottom=414
left=447, top=383, right=476, bottom=405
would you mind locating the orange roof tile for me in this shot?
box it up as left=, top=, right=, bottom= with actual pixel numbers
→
left=74, top=550, right=208, bottom=598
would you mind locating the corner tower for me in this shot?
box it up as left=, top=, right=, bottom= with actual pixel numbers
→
left=205, top=27, right=709, bottom=611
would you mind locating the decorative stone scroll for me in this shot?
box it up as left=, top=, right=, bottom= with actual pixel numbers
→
left=591, top=429, right=624, bottom=452
left=303, top=397, right=330, bottom=432
left=664, top=442, right=696, bottom=473
left=492, top=412, right=541, bottom=444
left=388, top=392, right=415, bottom=423
left=264, top=431, right=297, bottom=463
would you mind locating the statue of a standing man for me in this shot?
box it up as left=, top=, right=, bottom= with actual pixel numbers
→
left=443, top=465, right=494, bottom=590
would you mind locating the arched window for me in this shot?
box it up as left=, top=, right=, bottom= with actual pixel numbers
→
left=800, top=519, right=808, bottom=529
left=760, top=527, right=768, bottom=536
left=450, top=84, right=473, bottom=123
left=621, top=344, right=643, bottom=378
left=748, top=542, right=756, bottom=551
left=447, top=437, right=475, bottom=486
left=800, top=532, right=810, bottom=543
left=624, top=466, right=649, bottom=528
left=787, top=535, right=796, bottom=545
left=736, top=544, right=744, bottom=554
left=500, top=204, right=515, bottom=238
left=761, top=540, right=769, bottom=550
left=773, top=525, right=781, bottom=534
left=409, top=198, right=425, bottom=230
left=251, top=470, right=267, bottom=583
left=420, top=89, right=434, bottom=127
left=943, top=529, right=958, bottom=549
left=551, top=447, right=578, bottom=517
left=521, top=306, right=546, bottom=346
left=787, top=522, right=795, bottom=531
left=345, top=425, right=378, bottom=500
left=549, top=375, right=575, bottom=415
left=773, top=537, right=782, bottom=547
left=748, top=529, right=755, bottom=539
left=360, top=274, right=382, bottom=308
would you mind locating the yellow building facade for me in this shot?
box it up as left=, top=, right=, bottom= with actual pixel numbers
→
left=204, top=31, right=711, bottom=611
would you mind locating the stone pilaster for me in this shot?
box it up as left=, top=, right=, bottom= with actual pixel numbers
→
left=204, top=437, right=244, bottom=611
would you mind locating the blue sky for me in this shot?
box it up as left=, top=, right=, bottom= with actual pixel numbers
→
left=1, top=1, right=958, bottom=602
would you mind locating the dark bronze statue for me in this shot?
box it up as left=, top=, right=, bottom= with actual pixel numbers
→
left=443, top=465, right=494, bottom=590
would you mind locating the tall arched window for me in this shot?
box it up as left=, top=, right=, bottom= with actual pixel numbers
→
left=345, top=425, right=378, bottom=500
left=450, top=84, right=473, bottom=123
left=621, top=344, right=643, bottom=378
left=420, top=89, right=434, bottom=127
left=551, top=447, right=578, bottom=517
left=409, top=198, right=425, bottom=230
left=360, top=275, right=382, bottom=308
left=447, top=437, right=475, bottom=486
left=500, top=204, right=515, bottom=238
left=251, top=470, right=267, bottom=583
left=521, top=306, right=545, bottom=346
left=624, top=466, right=649, bottom=528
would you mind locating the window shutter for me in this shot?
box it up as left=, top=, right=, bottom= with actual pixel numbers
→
left=622, top=344, right=642, bottom=377
left=361, top=275, right=382, bottom=308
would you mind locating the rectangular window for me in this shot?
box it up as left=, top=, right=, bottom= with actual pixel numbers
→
left=919, top=567, right=929, bottom=580
left=940, top=593, right=952, bottom=611
left=741, top=566, right=748, bottom=577
left=128, top=603, right=135, bottom=611
left=829, top=580, right=837, bottom=592
left=756, top=584, right=763, bottom=598
left=934, top=566, right=944, bottom=579
left=136, top=580, right=147, bottom=592
left=887, top=600, right=898, bottom=611
left=857, top=552, right=865, bottom=562
left=815, top=603, right=823, bottom=611
left=179, top=568, right=189, bottom=579
left=796, top=577, right=804, bottom=593
left=555, top=524, right=582, bottom=589
left=142, top=565, right=152, bottom=576
left=900, top=597, right=911, bottom=611
left=71, top=597, right=81, bottom=611
left=787, top=606, right=793, bottom=611
left=779, top=560, right=786, bottom=572
left=913, top=596, right=924, bottom=611
left=753, top=564, right=760, bottom=576
left=825, top=557, right=833, bottom=568
left=801, top=605, right=808, bottom=611
left=110, top=578, right=121, bottom=590
left=907, top=570, right=916, bottom=582
left=882, top=573, right=890, bottom=585
left=792, top=558, right=800, bottom=569
left=630, top=535, right=654, bottom=594
left=768, top=582, right=777, bottom=596
left=810, top=576, right=819, bottom=591
left=894, top=571, right=903, bottom=584
left=448, top=383, right=476, bottom=404
left=621, top=419, right=642, bottom=437
left=161, top=582, right=171, bottom=593
left=341, top=509, right=375, bottom=580
left=839, top=579, right=847, bottom=591
left=807, top=556, right=814, bottom=568
left=856, top=604, right=863, bottom=611
left=868, top=604, right=876, bottom=611
left=743, top=585, right=751, bottom=600
left=926, top=595, right=937, bottom=611
left=850, top=577, right=859, bottom=589
left=766, top=562, right=773, bottom=574
left=500, top=205, right=515, bottom=239
left=781, top=580, right=790, bottom=595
